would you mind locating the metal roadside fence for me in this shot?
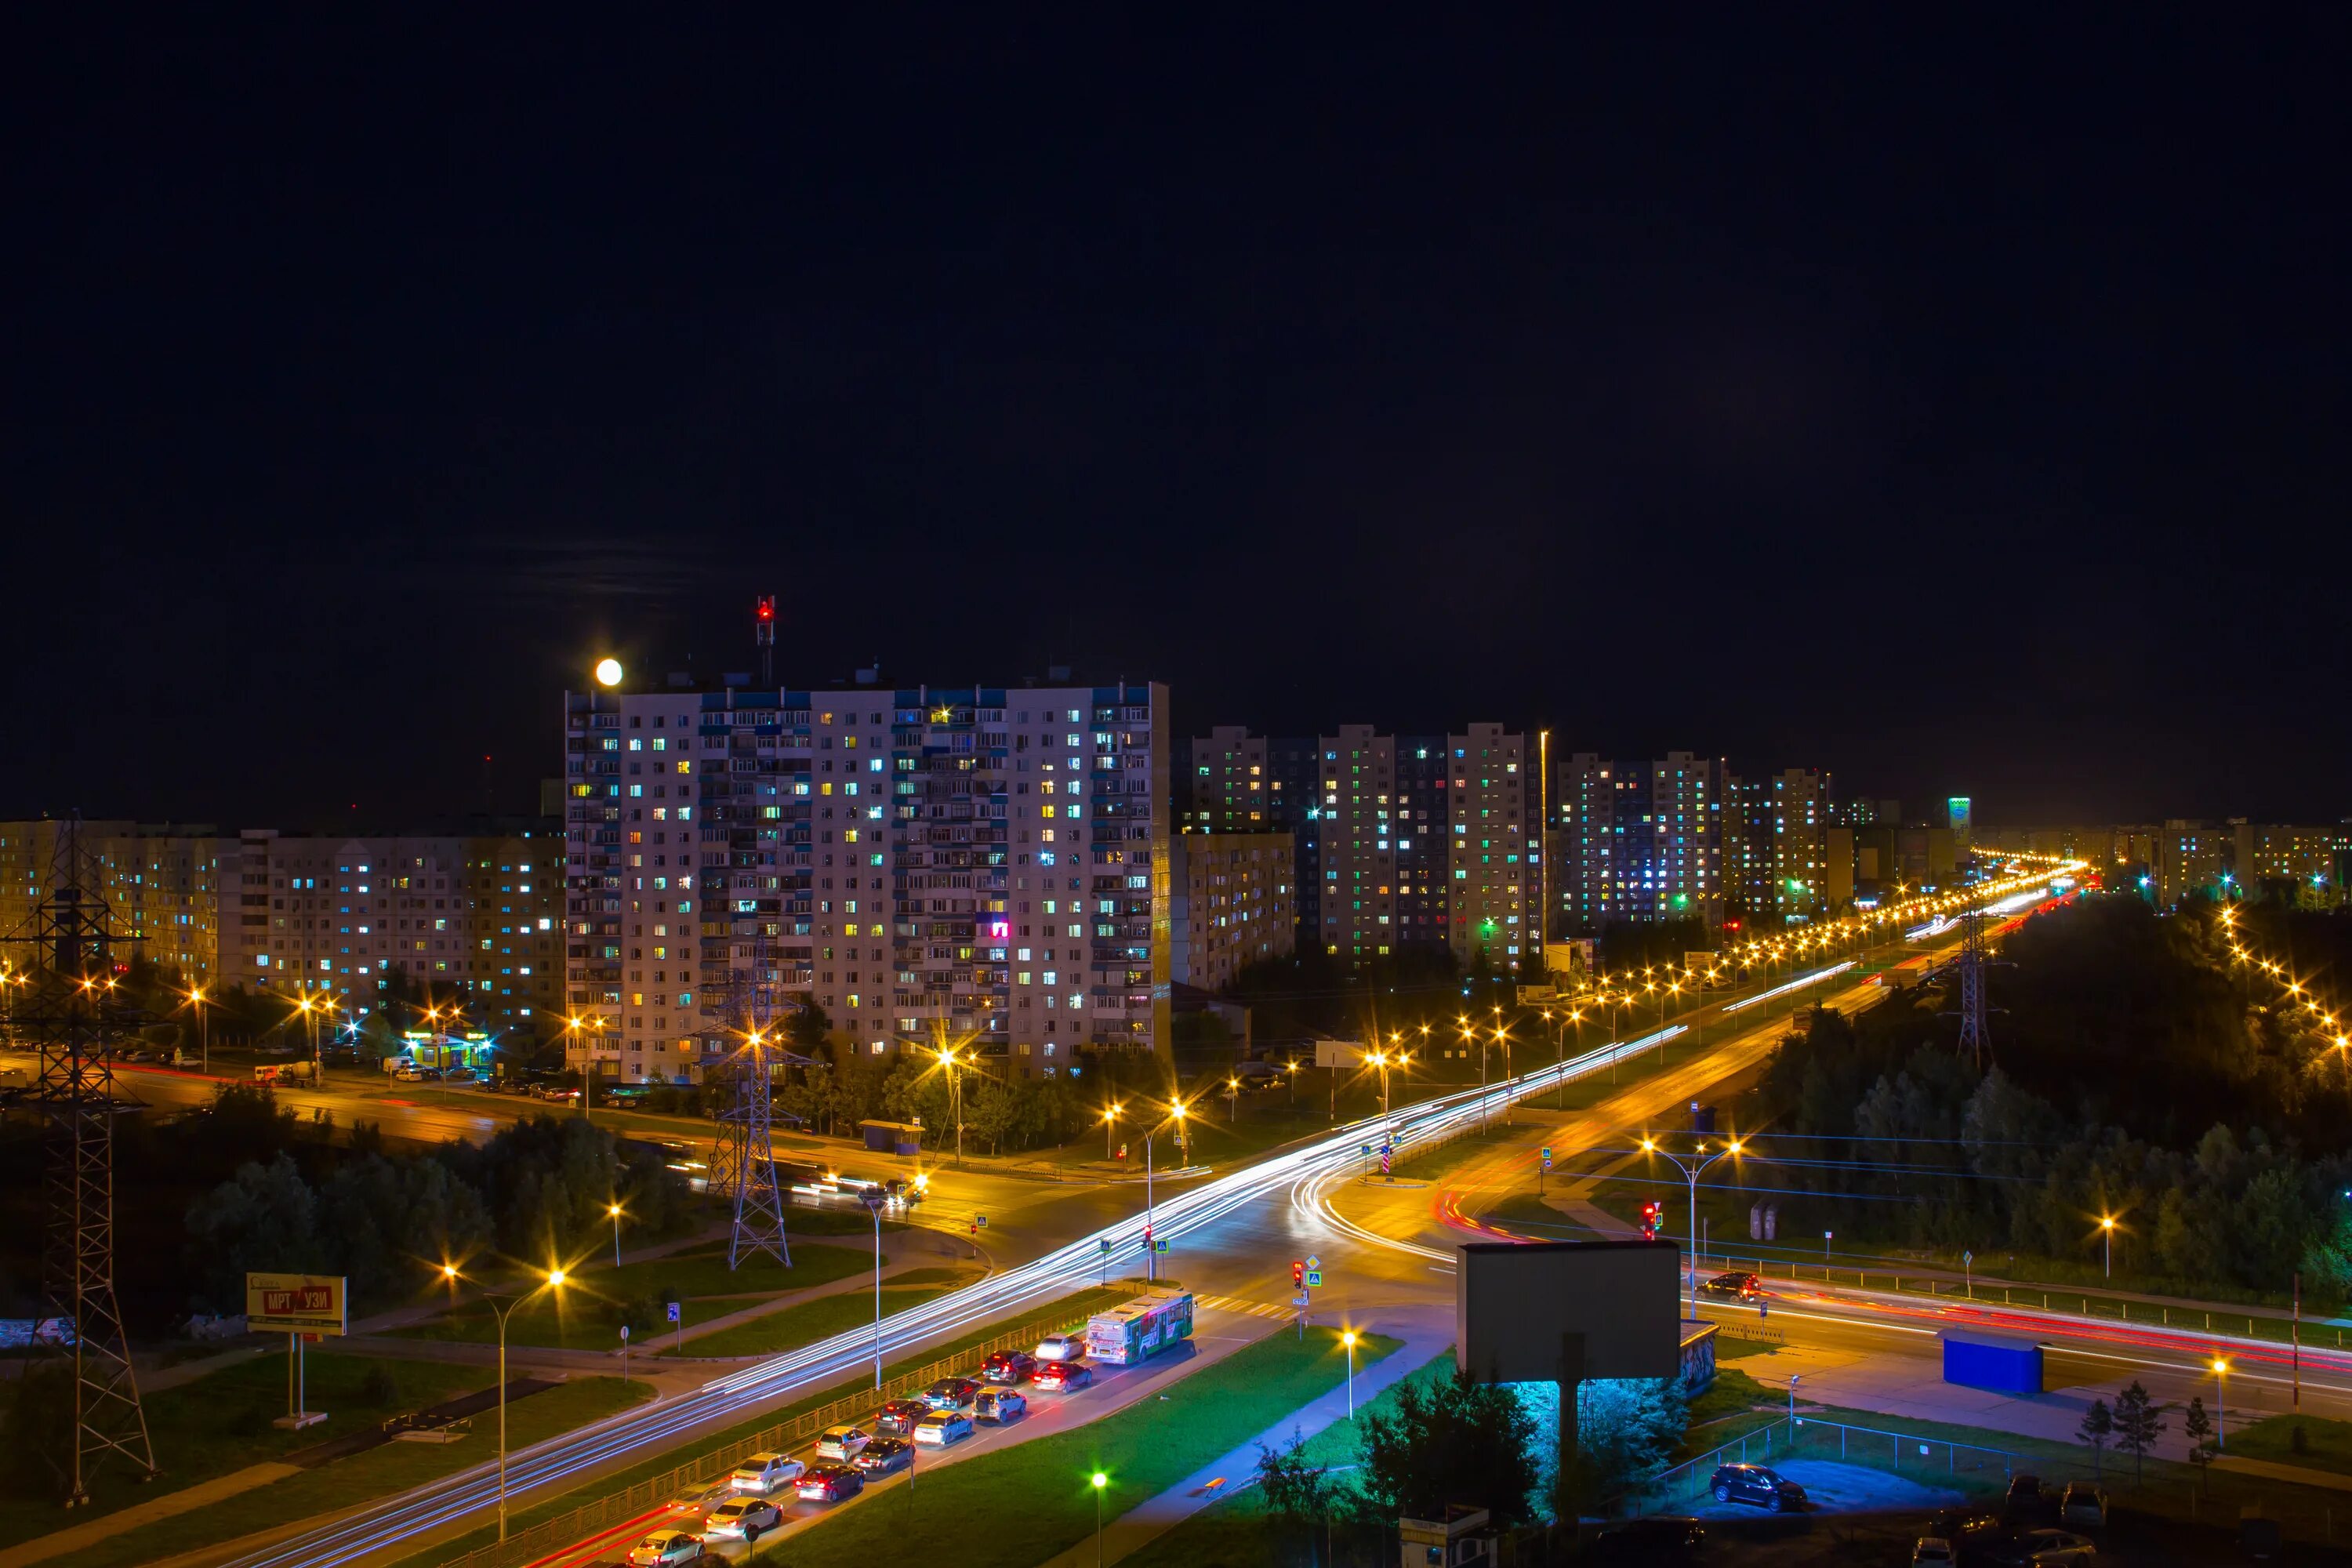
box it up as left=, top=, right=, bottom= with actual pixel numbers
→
left=1634, top=1415, right=2016, bottom=1513
left=439, top=1299, right=1103, bottom=1568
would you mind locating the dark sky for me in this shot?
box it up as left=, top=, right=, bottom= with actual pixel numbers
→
left=5, top=13, right=2346, bottom=830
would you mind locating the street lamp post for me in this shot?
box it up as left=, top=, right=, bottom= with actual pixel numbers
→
left=1103, top=1101, right=1121, bottom=1162
left=441, top=1265, right=566, bottom=1542
left=608, top=1203, right=624, bottom=1267
left=1341, top=1330, right=1358, bottom=1419
left=1091, top=1472, right=1109, bottom=1567
left=1495, top=1027, right=1513, bottom=1126
left=187, top=985, right=210, bottom=1073
left=2213, top=1358, right=2229, bottom=1448
left=1642, top=1136, right=1746, bottom=1320
left=861, top=1192, right=887, bottom=1387
left=2100, top=1214, right=2115, bottom=1279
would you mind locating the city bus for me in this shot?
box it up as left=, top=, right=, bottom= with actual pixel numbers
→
left=1083, top=1292, right=1194, bottom=1366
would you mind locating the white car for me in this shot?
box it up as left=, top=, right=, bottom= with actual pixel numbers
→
left=728, top=1450, right=804, bottom=1493
left=626, top=1530, right=705, bottom=1566
left=701, top=1497, right=783, bottom=1542
left=2019, top=1528, right=2098, bottom=1563
left=1034, top=1333, right=1083, bottom=1362
left=815, top=1424, right=871, bottom=1461
left=1911, top=1541, right=1956, bottom=1567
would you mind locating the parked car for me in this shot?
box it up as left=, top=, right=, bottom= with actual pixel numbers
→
left=1699, top=1271, right=1764, bottom=1301
left=661, top=1479, right=735, bottom=1519
left=796, top=1463, right=864, bottom=1503
left=1990, top=1528, right=2096, bottom=1566
left=873, top=1397, right=931, bottom=1437
left=980, top=1349, right=1037, bottom=1385
left=1709, top=1463, right=1806, bottom=1512
left=1034, top=1332, right=1083, bottom=1363
left=1911, top=1540, right=1958, bottom=1567
left=1588, top=1517, right=1705, bottom=1562
left=815, top=1424, right=871, bottom=1461
left=853, top=1436, right=916, bottom=1476
left=2057, top=1483, right=2107, bottom=1530
left=913, top=1410, right=975, bottom=1446
left=728, top=1450, right=804, bottom=1494
left=1032, top=1360, right=1094, bottom=1392
left=624, top=1530, right=706, bottom=1566
left=2003, top=1475, right=2052, bottom=1522
left=975, top=1388, right=1027, bottom=1424
left=700, top=1497, right=782, bottom=1543
left=923, top=1376, right=980, bottom=1410
left=441, top=1065, right=479, bottom=1083
left=535, top=1082, right=579, bottom=1102
left=1925, top=1510, right=2010, bottom=1563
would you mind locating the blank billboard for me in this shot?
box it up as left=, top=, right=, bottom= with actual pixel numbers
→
left=1455, top=1240, right=1679, bottom=1384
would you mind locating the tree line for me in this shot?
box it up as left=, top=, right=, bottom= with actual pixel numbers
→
left=1744, top=895, right=2352, bottom=1304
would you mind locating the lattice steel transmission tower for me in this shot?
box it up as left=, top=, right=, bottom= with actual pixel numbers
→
left=1947, top=909, right=2007, bottom=1072
left=704, top=926, right=802, bottom=1269
left=2, top=817, right=158, bottom=1501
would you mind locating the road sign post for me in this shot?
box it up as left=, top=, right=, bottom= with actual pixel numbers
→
left=668, top=1298, right=682, bottom=1352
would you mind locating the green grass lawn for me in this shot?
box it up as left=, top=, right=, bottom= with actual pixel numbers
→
left=18, top=1374, right=651, bottom=1568
left=392, top=1240, right=875, bottom=1346
left=673, top=1276, right=978, bottom=1356
left=397, top=1285, right=1134, bottom=1568
left=760, top=1326, right=1400, bottom=1568
left=2223, top=1412, right=2352, bottom=1475
left=0, top=1350, right=497, bottom=1550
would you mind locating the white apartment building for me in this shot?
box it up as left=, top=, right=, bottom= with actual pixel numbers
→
left=562, top=677, right=1170, bottom=1083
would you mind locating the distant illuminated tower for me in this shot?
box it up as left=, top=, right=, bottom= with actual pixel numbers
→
left=754, top=594, right=775, bottom=685
left=1947, top=796, right=1973, bottom=855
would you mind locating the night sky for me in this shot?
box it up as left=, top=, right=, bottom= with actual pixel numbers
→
left=5, top=13, right=2346, bottom=830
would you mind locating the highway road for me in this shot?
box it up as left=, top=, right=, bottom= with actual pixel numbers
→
left=195, top=869, right=2078, bottom=1566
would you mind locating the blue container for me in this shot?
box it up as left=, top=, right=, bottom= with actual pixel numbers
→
left=1941, top=1331, right=2043, bottom=1392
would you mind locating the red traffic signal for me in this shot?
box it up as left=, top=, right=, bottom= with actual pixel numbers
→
left=1639, top=1200, right=1663, bottom=1241
left=1292, top=1260, right=1305, bottom=1287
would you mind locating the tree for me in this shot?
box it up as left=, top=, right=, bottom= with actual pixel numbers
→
left=1567, top=1377, right=1689, bottom=1508
left=2183, top=1395, right=2215, bottom=1496
left=1255, top=1428, right=1336, bottom=1564
left=184, top=1152, right=321, bottom=1310
left=2110, top=1381, right=2168, bottom=1486
left=1356, top=1367, right=1541, bottom=1528
left=2075, top=1398, right=2112, bottom=1479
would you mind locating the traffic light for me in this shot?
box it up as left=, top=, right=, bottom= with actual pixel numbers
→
left=1292, top=1260, right=1305, bottom=1287
left=1639, top=1200, right=1663, bottom=1241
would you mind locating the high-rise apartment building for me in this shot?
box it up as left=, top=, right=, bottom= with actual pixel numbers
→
left=0, top=819, right=561, bottom=1041
left=216, top=826, right=562, bottom=1037
left=563, top=677, right=1169, bottom=1084
left=1169, top=833, right=1296, bottom=991
left=1556, top=752, right=1724, bottom=933
left=0, top=822, right=225, bottom=981
left=1185, top=724, right=1540, bottom=973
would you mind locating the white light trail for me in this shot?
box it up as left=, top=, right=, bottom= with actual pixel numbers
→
left=1720, top=960, right=1854, bottom=1012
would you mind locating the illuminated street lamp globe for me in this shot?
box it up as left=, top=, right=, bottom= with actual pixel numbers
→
left=594, top=657, right=623, bottom=688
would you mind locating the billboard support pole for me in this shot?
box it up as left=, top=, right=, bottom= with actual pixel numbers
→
left=1558, top=1331, right=1584, bottom=1514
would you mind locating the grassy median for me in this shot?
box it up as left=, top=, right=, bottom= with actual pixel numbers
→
left=19, top=1374, right=651, bottom=1568
left=0, top=1349, right=511, bottom=1551
left=762, top=1325, right=1400, bottom=1568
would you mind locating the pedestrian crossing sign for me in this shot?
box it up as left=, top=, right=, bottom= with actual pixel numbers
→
left=1304, top=1269, right=1323, bottom=1288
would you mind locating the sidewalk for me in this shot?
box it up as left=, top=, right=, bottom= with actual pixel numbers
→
left=1033, top=1312, right=1454, bottom=1568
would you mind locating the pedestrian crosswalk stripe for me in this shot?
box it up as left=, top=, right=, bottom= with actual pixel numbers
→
left=1198, top=1293, right=1294, bottom=1320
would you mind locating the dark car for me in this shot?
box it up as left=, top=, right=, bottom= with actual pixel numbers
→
left=1698, top=1271, right=1763, bottom=1301
left=851, top=1437, right=915, bottom=1476
left=872, top=1398, right=931, bottom=1437
left=923, top=1377, right=980, bottom=1410
left=1588, top=1517, right=1705, bottom=1562
left=979, top=1349, right=1037, bottom=1385
left=794, top=1464, right=864, bottom=1504
left=1710, top=1463, right=1806, bottom=1512
left=1926, top=1509, right=2012, bottom=1564
left=1031, top=1360, right=1094, bottom=1392
left=2002, top=1475, right=2050, bottom=1522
